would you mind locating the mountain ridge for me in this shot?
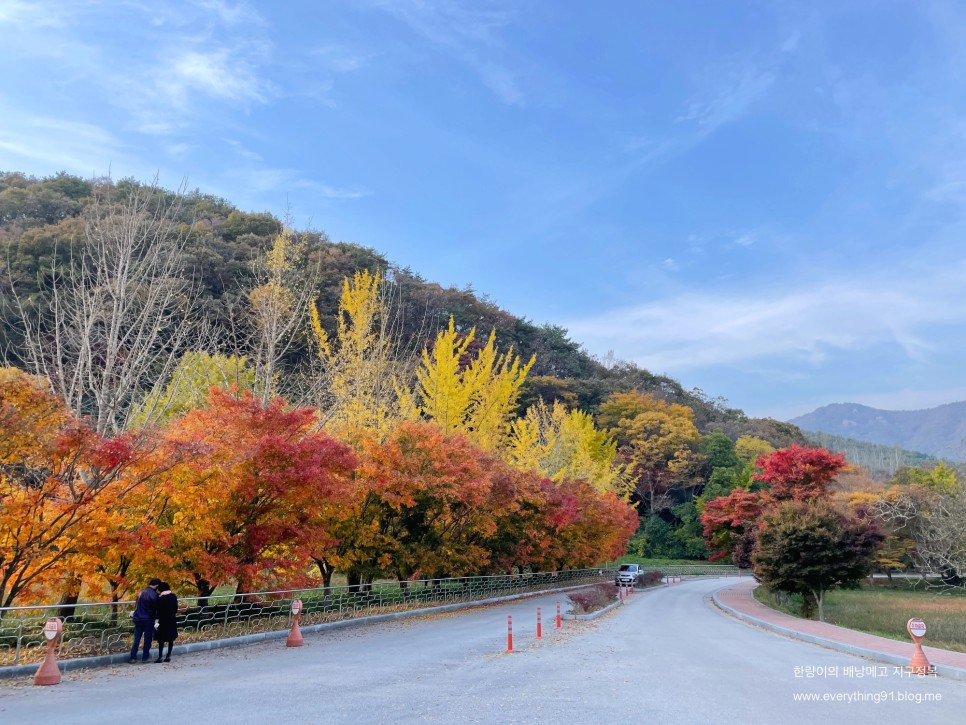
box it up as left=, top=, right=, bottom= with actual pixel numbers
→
left=790, top=401, right=966, bottom=462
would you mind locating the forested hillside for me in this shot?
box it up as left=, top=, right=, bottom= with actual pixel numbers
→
left=804, top=431, right=936, bottom=479
left=0, top=171, right=802, bottom=444
left=0, top=171, right=817, bottom=607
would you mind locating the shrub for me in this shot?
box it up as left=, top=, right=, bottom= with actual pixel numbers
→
left=567, top=583, right=618, bottom=614
left=638, top=570, right=664, bottom=587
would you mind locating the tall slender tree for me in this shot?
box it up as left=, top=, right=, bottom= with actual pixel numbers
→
left=11, top=178, right=201, bottom=434
left=309, top=269, right=411, bottom=439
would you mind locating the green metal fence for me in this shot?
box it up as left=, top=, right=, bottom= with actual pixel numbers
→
left=0, top=569, right=613, bottom=668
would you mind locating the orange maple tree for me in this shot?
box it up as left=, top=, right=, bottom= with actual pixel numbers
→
left=0, top=368, right=162, bottom=608
left=350, top=421, right=497, bottom=584
left=158, top=388, right=357, bottom=597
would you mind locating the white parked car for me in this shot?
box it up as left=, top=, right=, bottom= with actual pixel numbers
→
left=615, top=563, right=642, bottom=587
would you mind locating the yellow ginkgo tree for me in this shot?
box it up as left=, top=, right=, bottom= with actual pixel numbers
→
left=412, top=317, right=534, bottom=451
left=310, top=270, right=409, bottom=439
left=508, top=400, right=623, bottom=494
left=248, top=230, right=314, bottom=406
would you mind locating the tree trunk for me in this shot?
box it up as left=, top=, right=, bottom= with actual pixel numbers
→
left=56, top=575, right=83, bottom=620
left=194, top=574, right=216, bottom=608
left=810, top=588, right=826, bottom=622
left=800, top=590, right=818, bottom=619
left=314, top=558, right=334, bottom=598
left=109, top=581, right=122, bottom=627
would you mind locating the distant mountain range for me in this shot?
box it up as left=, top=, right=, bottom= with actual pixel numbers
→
left=790, top=402, right=966, bottom=462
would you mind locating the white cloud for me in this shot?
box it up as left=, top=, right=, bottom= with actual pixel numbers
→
left=847, top=387, right=966, bottom=412
left=222, top=165, right=371, bottom=201
left=0, top=0, right=66, bottom=27
left=311, top=45, right=372, bottom=73
left=477, top=60, right=525, bottom=107
left=0, top=2, right=276, bottom=137
left=192, top=0, right=263, bottom=27
left=164, top=49, right=273, bottom=104
left=564, top=263, right=966, bottom=373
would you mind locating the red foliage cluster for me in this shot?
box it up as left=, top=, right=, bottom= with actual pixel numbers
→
left=700, top=445, right=846, bottom=565
left=754, top=444, right=845, bottom=501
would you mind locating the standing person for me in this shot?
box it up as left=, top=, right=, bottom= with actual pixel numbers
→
left=154, top=582, right=179, bottom=663
left=129, top=578, right=160, bottom=663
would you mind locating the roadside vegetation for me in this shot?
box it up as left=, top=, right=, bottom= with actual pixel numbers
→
left=568, top=584, right=620, bottom=615
left=754, top=583, right=966, bottom=653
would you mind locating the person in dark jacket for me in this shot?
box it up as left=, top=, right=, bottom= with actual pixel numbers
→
left=129, top=578, right=160, bottom=663
left=154, top=582, right=179, bottom=663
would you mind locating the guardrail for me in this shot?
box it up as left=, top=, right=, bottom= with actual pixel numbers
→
left=0, top=569, right=612, bottom=668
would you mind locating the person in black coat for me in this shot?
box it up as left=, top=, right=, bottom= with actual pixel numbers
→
left=129, top=578, right=160, bottom=663
left=154, top=582, right=179, bottom=663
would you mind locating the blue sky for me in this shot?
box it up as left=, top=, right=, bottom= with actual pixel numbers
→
left=2, top=0, right=966, bottom=420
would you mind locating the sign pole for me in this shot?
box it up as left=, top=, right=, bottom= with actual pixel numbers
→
left=906, top=617, right=930, bottom=675
left=33, top=618, right=63, bottom=686
left=286, top=598, right=304, bottom=648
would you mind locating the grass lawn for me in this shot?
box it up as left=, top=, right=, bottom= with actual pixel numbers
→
left=754, top=583, right=966, bottom=653
left=615, top=556, right=713, bottom=567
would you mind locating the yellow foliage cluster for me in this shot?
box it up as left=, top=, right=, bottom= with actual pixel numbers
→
left=413, top=318, right=534, bottom=451
left=311, top=270, right=407, bottom=438
left=509, top=400, right=622, bottom=493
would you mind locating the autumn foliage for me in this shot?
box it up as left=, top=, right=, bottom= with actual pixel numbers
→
left=701, top=443, right=883, bottom=617
left=0, top=368, right=158, bottom=607
left=700, top=489, right=763, bottom=564
left=754, top=444, right=846, bottom=501
left=1, top=369, right=636, bottom=606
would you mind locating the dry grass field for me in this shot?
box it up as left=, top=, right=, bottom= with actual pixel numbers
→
left=754, top=583, right=966, bottom=653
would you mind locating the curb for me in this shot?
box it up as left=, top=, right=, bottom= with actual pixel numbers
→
left=561, top=582, right=666, bottom=621
left=0, top=581, right=601, bottom=681
left=562, top=598, right=623, bottom=621
left=711, top=584, right=966, bottom=683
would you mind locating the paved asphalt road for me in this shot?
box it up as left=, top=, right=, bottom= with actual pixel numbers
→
left=2, top=578, right=963, bottom=724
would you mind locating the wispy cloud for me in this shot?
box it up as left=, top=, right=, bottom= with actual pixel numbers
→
left=162, top=48, right=273, bottom=105
left=1, top=1, right=276, bottom=136
left=370, top=0, right=526, bottom=106
left=191, top=0, right=263, bottom=27
left=0, top=0, right=64, bottom=27
left=677, top=65, right=776, bottom=136
left=0, top=109, right=128, bottom=173
left=311, top=44, right=372, bottom=73
left=845, top=386, right=966, bottom=412
left=620, top=58, right=777, bottom=176
left=564, top=262, right=966, bottom=374
left=222, top=164, right=371, bottom=201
